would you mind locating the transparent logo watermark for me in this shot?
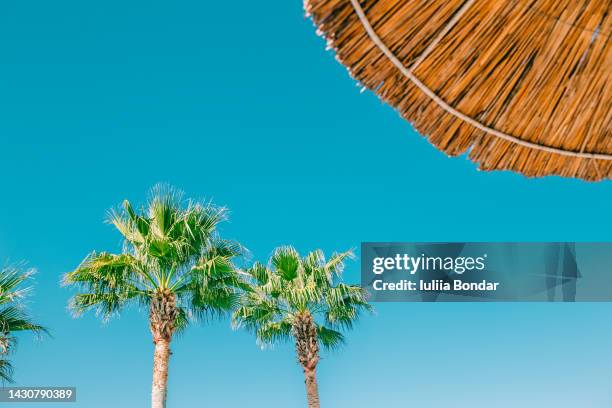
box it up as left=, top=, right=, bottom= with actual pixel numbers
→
left=361, top=242, right=612, bottom=302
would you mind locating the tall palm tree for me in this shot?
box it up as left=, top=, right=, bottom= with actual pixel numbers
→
left=0, top=265, right=47, bottom=382
left=64, top=185, right=244, bottom=408
left=233, top=246, right=372, bottom=408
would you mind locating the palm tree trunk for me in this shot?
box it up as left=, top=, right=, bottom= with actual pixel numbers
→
left=294, top=311, right=320, bottom=408
left=149, top=289, right=177, bottom=408
left=152, top=338, right=170, bottom=408
left=303, top=366, right=320, bottom=408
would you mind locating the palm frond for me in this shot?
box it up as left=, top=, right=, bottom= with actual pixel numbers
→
left=0, top=307, right=48, bottom=336
left=325, top=284, right=371, bottom=330
left=148, top=183, right=182, bottom=239
left=325, top=250, right=355, bottom=278
left=108, top=201, right=149, bottom=247
left=256, top=319, right=293, bottom=348
left=271, top=246, right=300, bottom=281
left=64, top=252, right=147, bottom=319
left=233, top=294, right=283, bottom=332
left=0, top=359, right=14, bottom=383
left=177, top=239, right=244, bottom=321
left=317, top=326, right=345, bottom=350
left=0, top=266, right=34, bottom=306
left=173, top=307, right=190, bottom=336
left=0, top=265, right=48, bottom=383
left=243, top=262, right=269, bottom=286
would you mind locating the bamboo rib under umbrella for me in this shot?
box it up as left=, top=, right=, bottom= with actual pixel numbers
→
left=304, top=0, right=612, bottom=181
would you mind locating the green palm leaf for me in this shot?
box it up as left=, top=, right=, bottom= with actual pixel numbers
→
left=0, top=265, right=48, bottom=383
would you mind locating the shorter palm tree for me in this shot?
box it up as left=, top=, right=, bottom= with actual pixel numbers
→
left=0, top=265, right=47, bottom=382
left=233, top=246, right=372, bottom=408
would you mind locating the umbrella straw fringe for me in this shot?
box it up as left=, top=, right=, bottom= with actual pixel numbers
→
left=305, top=0, right=612, bottom=181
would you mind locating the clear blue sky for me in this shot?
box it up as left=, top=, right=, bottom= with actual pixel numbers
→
left=1, top=1, right=611, bottom=407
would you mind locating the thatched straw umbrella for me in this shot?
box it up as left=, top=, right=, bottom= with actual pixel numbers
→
left=305, top=0, right=611, bottom=181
